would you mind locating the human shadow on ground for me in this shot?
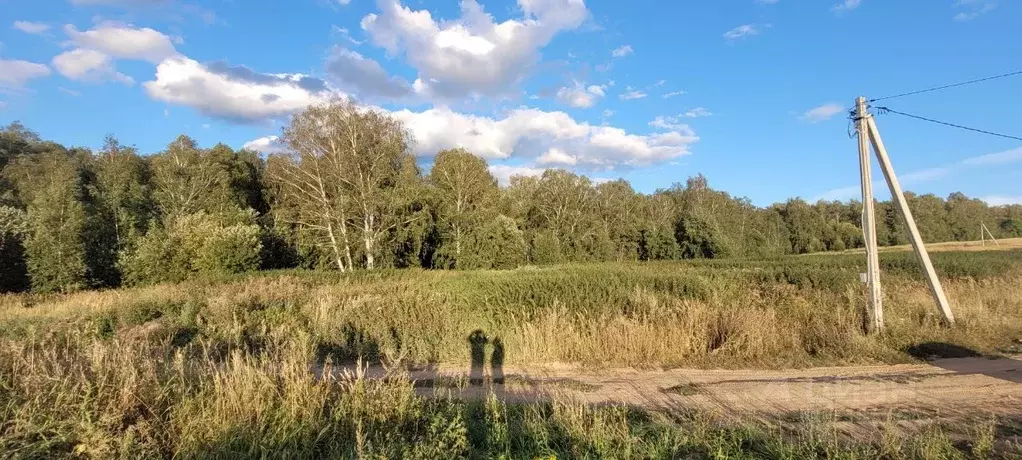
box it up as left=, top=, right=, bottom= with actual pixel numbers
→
left=904, top=342, right=1022, bottom=384
left=467, top=329, right=505, bottom=386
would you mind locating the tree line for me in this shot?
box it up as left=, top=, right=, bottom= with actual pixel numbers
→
left=2, top=100, right=1020, bottom=293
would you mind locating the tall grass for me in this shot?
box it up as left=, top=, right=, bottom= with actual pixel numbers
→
left=0, top=326, right=1014, bottom=458
left=1, top=251, right=1021, bottom=456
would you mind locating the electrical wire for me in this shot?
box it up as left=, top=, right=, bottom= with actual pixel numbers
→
left=868, top=70, right=1022, bottom=102
left=875, top=106, right=1022, bottom=142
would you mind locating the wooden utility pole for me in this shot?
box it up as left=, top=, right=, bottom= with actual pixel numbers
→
left=856, top=97, right=884, bottom=332
left=862, top=109, right=955, bottom=326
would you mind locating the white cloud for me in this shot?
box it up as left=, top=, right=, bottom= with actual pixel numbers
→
left=683, top=107, right=712, bottom=118
left=800, top=103, right=844, bottom=123
left=537, top=147, right=577, bottom=166
left=59, top=86, right=82, bottom=96
left=325, top=47, right=412, bottom=99
left=144, top=57, right=335, bottom=121
left=64, top=22, right=178, bottom=63
left=243, top=135, right=287, bottom=154
left=611, top=45, right=633, bottom=58
left=654, top=79, right=666, bottom=87
left=724, top=24, right=759, bottom=40
left=619, top=86, right=647, bottom=100
left=13, top=21, right=50, bottom=34
left=981, top=196, right=1022, bottom=206
left=953, top=0, right=997, bottom=21
left=831, top=0, right=861, bottom=13
left=360, top=0, right=588, bottom=100
left=52, top=48, right=134, bottom=84
left=602, top=109, right=614, bottom=117
left=488, top=164, right=545, bottom=185
left=0, top=59, right=51, bottom=90
left=555, top=81, right=606, bottom=108
left=662, top=90, right=685, bottom=99
left=338, top=0, right=352, bottom=5
left=389, top=106, right=698, bottom=169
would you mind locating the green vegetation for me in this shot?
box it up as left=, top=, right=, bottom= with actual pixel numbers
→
left=2, top=250, right=1021, bottom=456
left=2, top=107, right=1021, bottom=294
left=4, top=103, right=1022, bottom=457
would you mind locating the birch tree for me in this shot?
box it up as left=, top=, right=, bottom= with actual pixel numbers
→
left=428, top=148, right=497, bottom=266
left=269, top=100, right=414, bottom=270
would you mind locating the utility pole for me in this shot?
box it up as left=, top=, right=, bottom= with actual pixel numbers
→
left=856, top=97, right=884, bottom=332
left=861, top=106, right=955, bottom=326
left=981, top=222, right=999, bottom=246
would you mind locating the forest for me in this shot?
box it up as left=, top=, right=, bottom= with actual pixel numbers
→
left=2, top=100, right=1021, bottom=294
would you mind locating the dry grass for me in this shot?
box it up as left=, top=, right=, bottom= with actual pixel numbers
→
left=2, top=253, right=1022, bottom=456
left=829, top=237, right=1022, bottom=255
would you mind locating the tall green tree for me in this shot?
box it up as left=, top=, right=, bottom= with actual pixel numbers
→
left=428, top=148, right=498, bottom=267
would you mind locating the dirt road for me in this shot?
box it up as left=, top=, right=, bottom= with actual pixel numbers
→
left=338, top=356, right=1022, bottom=422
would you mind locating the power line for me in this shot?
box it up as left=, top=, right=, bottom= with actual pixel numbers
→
left=875, top=106, right=1022, bottom=142
left=868, top=70, right=1022, bottom=103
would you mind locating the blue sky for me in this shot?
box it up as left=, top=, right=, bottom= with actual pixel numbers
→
left=1, top=0, right=1020, bottom=206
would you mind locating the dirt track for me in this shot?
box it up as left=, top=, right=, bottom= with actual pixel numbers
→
left=338, top=356, right=1022, bottom=422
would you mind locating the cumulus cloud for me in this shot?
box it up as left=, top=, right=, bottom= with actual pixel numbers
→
left=325, top=47, right=413, bottom=99
left=389, top=106, right=698, bottom=169
left=537, top=147, right=577, bottom=166
left=800, top=103, right=844, bottom=123
left=360, top=0, right=588, bottom=100
left=611, top=45, right=633, bottom=58
left=64, top=22, right=178, bottom=63
left=13, top=21, right=50, bottom=34
left=555, top=81, right=606, bottom=108
left=488, top=164, right=545, bottom=185
left=724, top=24, right=760, bottom=40
left=52, top=48, right=134, bottom=84
left=0, top=59, right=51, bottom=90
left=242, top=135, right=286, bottom=154
left=662, top=90, right=685, bottom=99
left=144, top=57, right=335, bottom=121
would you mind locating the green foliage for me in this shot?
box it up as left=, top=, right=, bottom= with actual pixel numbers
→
left=0, top=205, right=30, bottom=292
left=4, top=114, right=1022, bottom=293
left=460, top=215, right=527, bottom=270
left=122, top=211, right=263, bottom=285
left=529, top=230, right=563, bottom=265
left=195, top=223, right=263, bottom=275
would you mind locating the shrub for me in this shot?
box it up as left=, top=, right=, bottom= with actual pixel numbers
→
left=121, top=210, right=262, bottom=285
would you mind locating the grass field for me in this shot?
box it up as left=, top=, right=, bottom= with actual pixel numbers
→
left=2, top=250, right=1022, bottom=457
left=831, top=237, right=1022, bottom=254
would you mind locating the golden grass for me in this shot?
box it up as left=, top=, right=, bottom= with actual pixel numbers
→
left=828, top=237, right=1022, bottom=255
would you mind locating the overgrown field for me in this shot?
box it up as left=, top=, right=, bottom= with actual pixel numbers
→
left=1, top=251, right=1021, bottom=457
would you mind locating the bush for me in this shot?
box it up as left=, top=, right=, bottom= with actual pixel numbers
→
left=121, top=210, right=262, bottom=285
left=196, top=224, right=262, bottom=275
